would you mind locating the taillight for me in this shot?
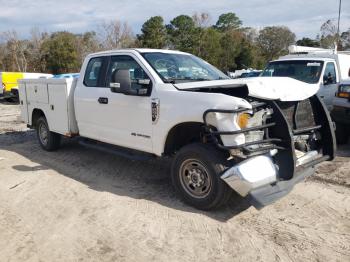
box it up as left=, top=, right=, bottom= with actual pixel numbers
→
left=337, top=84, right=350, bottom=99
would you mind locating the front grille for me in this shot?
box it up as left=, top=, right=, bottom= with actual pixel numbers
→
left=278, top=100, right=316, bottom=130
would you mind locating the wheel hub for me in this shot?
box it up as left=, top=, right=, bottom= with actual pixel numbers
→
left=179, top=159, right=212, bottom=199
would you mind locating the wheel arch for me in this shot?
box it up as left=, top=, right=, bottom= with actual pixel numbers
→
left=163, top=121, right=206, bottom=156
left=31, top=108, right=46, bottom=128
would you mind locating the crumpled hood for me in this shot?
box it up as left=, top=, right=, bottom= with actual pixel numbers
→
left=174, top=77, right=320, bottom=101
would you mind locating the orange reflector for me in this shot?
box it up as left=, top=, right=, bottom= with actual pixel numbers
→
left=338, top=92, right=350, bottom=98
left=237, top=113, right=250, bottom=129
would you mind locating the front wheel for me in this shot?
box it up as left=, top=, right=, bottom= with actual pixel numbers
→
left=171, top=143, right=232, bottom=210
left=36, top=116, right=61, bottom=151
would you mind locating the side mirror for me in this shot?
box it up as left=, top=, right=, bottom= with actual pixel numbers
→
left=110, top=69, right=137, bottom=95
left=323, top=75, right=334, bottom=86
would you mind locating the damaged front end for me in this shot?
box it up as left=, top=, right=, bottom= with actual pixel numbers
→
left=203, top=95, right=336, bottom=208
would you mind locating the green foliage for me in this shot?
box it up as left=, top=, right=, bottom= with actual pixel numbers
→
left=194, top=27, right=222, bottom=67
left=138, top=16, right=167, bottom=48
left=3, top=13, right=345, bottom=75
left=257, top=26, right=296, bottom=62
left=167, top=15, right=197, bottom=52
left=219, top=30, right=243, bottom=72
left=41, top=31, right=80, bottom=74
left=215, top=13, right=242, bottom=31
left=296, top=37, right=320, bottom=47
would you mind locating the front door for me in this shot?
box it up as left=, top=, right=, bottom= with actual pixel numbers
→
left=75, top=54, right=154, bottom=153
left=319, top=62, right=338, bottom=110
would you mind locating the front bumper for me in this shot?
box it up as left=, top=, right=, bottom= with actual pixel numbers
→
left=205, top=95, right=336, bottom=208
left=248, top=166, right=314, bottom=209
left=221, top=155, right=278, bottom=197
left=221, top=153, right=329, bottom=209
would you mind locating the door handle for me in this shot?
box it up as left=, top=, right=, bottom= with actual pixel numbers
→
left=98, top=97, right=108, bottom=104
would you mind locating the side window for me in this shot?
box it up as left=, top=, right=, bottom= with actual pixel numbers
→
left=84, top=57, right=105, bottom=87
left=323, top=62, right=337, bottom=85
left=107, top=55, right=151, bottom=93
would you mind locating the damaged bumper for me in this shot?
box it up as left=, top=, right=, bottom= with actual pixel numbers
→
left=204, top=95, right=336, bottom=209
left=221, top=153, right=330, bottom=209
left=221, top=155, right=277, bottom=197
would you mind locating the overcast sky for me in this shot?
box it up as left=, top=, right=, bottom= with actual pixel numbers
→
left=0, top=0, right=349, bottom=39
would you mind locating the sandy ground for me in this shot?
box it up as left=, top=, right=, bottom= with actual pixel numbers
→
left=0, top=100, right=349, bottom=262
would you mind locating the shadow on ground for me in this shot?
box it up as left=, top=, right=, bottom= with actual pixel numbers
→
left=1, top=130, right=252, bottom=222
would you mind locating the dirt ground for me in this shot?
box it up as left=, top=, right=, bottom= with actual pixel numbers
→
left=0, top=100, right=349, bottom=262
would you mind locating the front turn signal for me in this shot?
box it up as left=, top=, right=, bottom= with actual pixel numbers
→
left=237, top=113, right=251, bottom=129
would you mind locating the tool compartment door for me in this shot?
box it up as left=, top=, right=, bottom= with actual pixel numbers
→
left=18, top=82, right=29, bottom=123
left=47, top=82, right=69, bottom=134
left=26, top=82, right=49, bottom=104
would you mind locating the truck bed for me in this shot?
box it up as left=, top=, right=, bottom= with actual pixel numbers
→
left=18, top=78, right=79, bottom=136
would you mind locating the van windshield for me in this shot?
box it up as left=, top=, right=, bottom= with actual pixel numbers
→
left=141, top=52, right=229, bottom=83
left=261, top=60, right=324, bottom=84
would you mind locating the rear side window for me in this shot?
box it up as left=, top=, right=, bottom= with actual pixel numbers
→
left=84, top=57, right=106, bottom=87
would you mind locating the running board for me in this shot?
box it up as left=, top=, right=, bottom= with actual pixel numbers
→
left=79, top=139, right=156, bottom=161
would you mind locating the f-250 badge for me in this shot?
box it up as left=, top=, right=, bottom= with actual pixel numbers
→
left=151, top=98, right=160, bottom=124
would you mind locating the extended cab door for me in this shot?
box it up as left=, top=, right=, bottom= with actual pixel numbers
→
left=75, top=54, right=154, bottom=153
left=319, top=62, right=338, bottom=110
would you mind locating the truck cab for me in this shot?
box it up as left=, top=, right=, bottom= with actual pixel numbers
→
left=18, top=49, right=336, bottom=210
left=261, top=45, right=350, bottom=110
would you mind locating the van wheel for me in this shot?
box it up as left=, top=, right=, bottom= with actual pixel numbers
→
left=171, top=143, right=232, bottom=210
left=36, top=116, right=61, bottom=151
left=335, top=123, right=348, bottom=144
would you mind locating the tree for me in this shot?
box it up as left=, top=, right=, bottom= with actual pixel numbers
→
left=26, top=28, right=50, bottom=72
left=1, top=30, right=29, bottom=72
left=167, top=15, right=197, bottom=52
left=98, top=20, right=135, bottom=49
left=192, top=12, right=211, bottom=28
left=215, top=12, right=242, bottom=31
left=257, top=26, right=295, bottom=62
left=194, top=27, right=222, bottom=67
left=296, top=37, right=320, bottom=47
left=137, top=16, right=167, bottom=48
left=341, top=29, right=350, bottom=50
left=320, top=19, right=338, bottom=48
left=218, top=30, right=243, bottom=72
left=41, top=32, right=80, bottom=74
left=76, top=31, right=100, bottom=64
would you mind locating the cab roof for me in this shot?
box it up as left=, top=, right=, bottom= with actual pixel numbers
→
left=90, top=48, right=190, bottom=56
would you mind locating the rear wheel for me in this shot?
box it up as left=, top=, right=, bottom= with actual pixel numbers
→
left=171, top=143, right=232, bottom=210
left=335, top=123, right=349, bottom=144
left=36, top=116, right=61, bottom=151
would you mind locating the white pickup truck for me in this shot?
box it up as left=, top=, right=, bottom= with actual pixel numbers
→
left=261, top=45, right=350, bottom=110
left=18, top=49, right=336, bottom=210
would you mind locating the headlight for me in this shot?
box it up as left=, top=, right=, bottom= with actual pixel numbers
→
left=237, top=113, right=251, bottom=129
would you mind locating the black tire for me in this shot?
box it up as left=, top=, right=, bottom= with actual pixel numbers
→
left=171, top=143, right=232, bottom=210
left=335, top=122, right=348, bottom=145
left=36, top=116, right=61, bottom=151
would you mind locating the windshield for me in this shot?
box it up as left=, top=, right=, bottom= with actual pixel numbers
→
left=141, top=52, right=229, bottom=83
left=261, top=60, right=324, bottom=84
